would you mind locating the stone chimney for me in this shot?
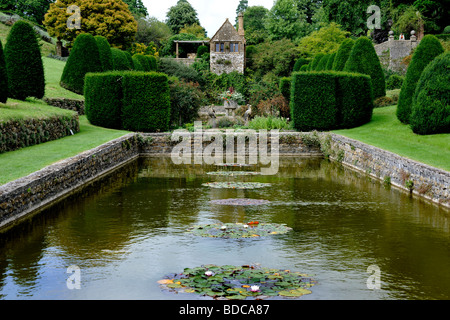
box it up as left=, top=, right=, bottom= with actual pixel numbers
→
left=238, top=12, right=244, bottom=36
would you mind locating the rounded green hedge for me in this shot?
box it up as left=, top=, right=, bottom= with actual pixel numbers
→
left=293, top=58, right=309, bottom=72
left=410, top=52, right=450, bottom=135
left=290, top=71, right=374, bottom=131
left=310, top=53, right=325, bottom=71
left=332, top=38, right=355, bottom=71
left=343, top=37, right=385, bottom=99
left=4, top=20, right=45, bottom=100
left=111, top=48, right=132, bottom=71
left=315, top=54, right=331, bottom=71
left=133, top=54, right=151, bottom=71
left=279, top=77, right=291, bottom=102
left=326, top=52, right=336, bottom=70
left=386, top=74, right=404, bottom=90
left=396, top=35, right=444, bottom=124
left=95, top=35, right=114, bottom=71
left=0, top=39, right=8, bottom=103
left=60, top=33, right=103, bottom=95
left=197, top=45, right=209, bottom=58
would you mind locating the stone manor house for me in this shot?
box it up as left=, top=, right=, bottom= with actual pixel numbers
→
left=173, top=12, right=246, bottom=75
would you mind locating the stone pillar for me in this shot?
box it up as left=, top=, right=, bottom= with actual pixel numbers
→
left=56, top=40, right=63, bottom=57
left=175, top=41, right=179, bottom=59
left=238, top=12, right=244, bottom=36
left=388, top=30, right=394, bottom=41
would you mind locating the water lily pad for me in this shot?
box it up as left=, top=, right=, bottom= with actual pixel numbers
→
left=207, top=171, right=261, bottom=176
left=158, top=264, right=316, bottom=300
left=187, top=222, right=292, bottom=239
left=202, top=182, right=271, bottom=189
left=210, top=198, right=271, bottom=206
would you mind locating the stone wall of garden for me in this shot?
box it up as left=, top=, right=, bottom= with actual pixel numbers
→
left=0, top=131, right=448, bottom=231
left=326, top=133, right=449, bottom=208
left=43, top=98, right=85, bottom=115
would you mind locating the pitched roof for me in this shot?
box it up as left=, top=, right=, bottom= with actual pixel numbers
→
left=210, top=18, right=245, bottom=42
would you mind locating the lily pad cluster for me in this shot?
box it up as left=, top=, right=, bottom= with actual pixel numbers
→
left=207, top=171, right=261, bottom=176
left=202, top=182, right=271, bottom=189
left=187, top=222, right=292, bottom=239
left=210, top=198, right=270, bottom=206
left=158, top=264, right=316, bottom=300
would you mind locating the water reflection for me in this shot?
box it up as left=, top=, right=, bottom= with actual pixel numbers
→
left=0, top=156, right=449, bottom=299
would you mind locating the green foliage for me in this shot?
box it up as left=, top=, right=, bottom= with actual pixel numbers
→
left=0, top=39, right=7, bottom=103
left=397, top=35, right=444, bottom=124
left=386, top=74, right=404, bottom=90
left=132, top=55, right=144, bottom=71
left=160, top=33, right=200, bottom=57
left=279, top=77, right=291, bottom=102
left=4, top=20, right=45, bottom=100
left=444, top=26, right=450, bottom=34
left=315, top=54, right=330, bottom=71
left=332, top=38, right=355, bottom=71
left=293, top=58, right=309, bottom=72
left=247, top=116, right=290, bottom=130
left=133, top=54, right=151, bottom=71
left=84, top=71, right=124, bottom=129
left=168, top=76, right=205, bottom=127
left=60, top=33, right=102, bottom=95
left=310, top=53, right=325, bottom=70
left=121, top=71, right=170, bottom=132
left=343, top=37, right=386, bottom=99
left=290, top=71, right=374, bottom=131
left=326, top=52, right=336, bottom=70
left=166, top=0, right=202, bottom=34
left=95, top=36, right=114, bottom=72
left=410, top=52, right=450, bottom=135
left=243, top=6, right=269, bottom=45
left=135, top=16, right=173, bottom=48
left=122, top=0, right=148, bottom=17
left=111, top=47, right=132, bottom=71
left=158, top=58, right=203, bottom=85
left=124, top=51, right=134, bottom=69
left=197, top=45, right=208, bottom=58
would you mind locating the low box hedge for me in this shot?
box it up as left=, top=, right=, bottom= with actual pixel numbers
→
left=290, top=71, right=374, bottom=131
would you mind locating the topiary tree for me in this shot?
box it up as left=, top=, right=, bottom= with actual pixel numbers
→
left=293, top=58, right=309, bottom=72
left=410, top=52, right=450, bottom=135
left=343, top=37, right=385, bottom=99
left=197, top=45, right=209, bottom=58
left=0, top=40, right=7, bottom=103
left=60, top=33, right=103, bottom=95
left=396, top=35, right=444, bottom=124
left=4, top=20, right=45, bottom=101
left=315, top=54, right=330, bottom=71
left=332, top=38, right=354, bottom=71
left=326, top=52, right=336, bottom=70
left=111, top=48, right=132, bottom=71
left=133, top=54, right=151, bottom=71
left=95, top=36, right=114, bottom=72
left=310, top=53, right=325, bottom=70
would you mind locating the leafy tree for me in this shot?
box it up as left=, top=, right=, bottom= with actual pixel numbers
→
left=60, top=33, right=103, bottom=94
left=413, top=0, right=447, bottom=33
left=122, top=0, right=148, bottom=17
left=4, top=20, right=45, bottom=100
left=1, top=0, right=53, bottom=25
left=235, top=0, right=248, bottom=25
left=296, top=22, right=350, bottom=59
left=396, top=35, right=444, bottom=124
left=43, top=0, right=137, bottom=49
left=0, top=40, right=8, bottom=103
left=265, top=0, right=312, bottom=41
left=343, top=36, right=386, bottom=99
left=243, top=6, right=270, bottom=45
left=135, top=16, right=172, bottom=48
left=179, top=23, right=207, bottom=39
left=166, top=0, right=202, bottom=34
left=410, top=52, right=450, bottom=135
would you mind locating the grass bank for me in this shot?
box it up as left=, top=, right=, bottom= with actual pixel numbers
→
left=333, top=105, right=450, bottom=171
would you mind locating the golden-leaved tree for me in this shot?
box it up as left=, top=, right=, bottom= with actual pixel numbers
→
left=43, top=0, right=137, bottom=49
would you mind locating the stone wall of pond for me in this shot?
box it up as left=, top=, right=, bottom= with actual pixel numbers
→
left=0, top=130, right=448, bottom=231
left=326, top=133, right=449, bottom=209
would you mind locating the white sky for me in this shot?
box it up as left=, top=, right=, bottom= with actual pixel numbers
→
left=141, top=0, right=275, bottom=37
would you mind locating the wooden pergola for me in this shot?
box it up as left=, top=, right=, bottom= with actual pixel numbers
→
left=173, top=40, right=210, bottom=58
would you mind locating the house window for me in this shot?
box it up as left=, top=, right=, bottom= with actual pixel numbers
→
left=220, top=43, right=224, bottom=52
left=216, top=43, right=225, bottom=52
left=215, top=43, right=220, bottom=52
left=231, top=43, right=239, bottom=52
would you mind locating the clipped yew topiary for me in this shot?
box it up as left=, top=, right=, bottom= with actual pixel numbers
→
left=95, top=35, right=114, bottom=71
left=133, top=54, right=150, bottom=71
left=316, top=54, right=330, bottom=71
left=4, top=20, right=45, bottom=100
left=111, top=48, right=132, bottom=70
left=343, top=37, right=385, bottom=99
left=279, top=77, right=291, bottom=102
left=60, top=33, right=102, bottom=95
left=396, top=35, right=444, bottom=124
left=332, top=38, right=354, bottom=71
left=310, top=53, right=325, bottom=71
left=326, top=52, right=336, bottom=70
left=293, top=58, right=309, bottom=72
left=0, top=40, right=7, bottom=103
left=410, top=52, right=450, bottom=135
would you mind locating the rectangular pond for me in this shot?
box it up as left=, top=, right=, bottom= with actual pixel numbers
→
left=0, top=156, right=449, bottom=300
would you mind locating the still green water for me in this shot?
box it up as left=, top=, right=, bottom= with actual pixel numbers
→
left=0, top=156, right=449, bottom=300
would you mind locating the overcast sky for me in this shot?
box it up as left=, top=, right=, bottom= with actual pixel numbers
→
left=141, top=0, right=275, bottom=37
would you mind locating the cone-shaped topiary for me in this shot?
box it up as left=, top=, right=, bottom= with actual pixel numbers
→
left=316, top=54, right=330, bottom=71
left=4, top=20, right=45, bottom=100
left=111, top=48, right=132, bottom=70
left=95, top=35, right=114, bottom=71
left=60, top=33, right=102, bottom=95
left=332, top=38, right=354, bottom=71
left=396, top=35, right=444, bottom=124
left=326, top=52, right=336, bottom=70
left=310, top=53, right=325, bottom=71
left=0, top=39, right=7, bottom=103
left=410, top=52, right=450, bottom=135
left=343, top=37, right=385, bottom=99
left=293, top=58, right=309, bottom=72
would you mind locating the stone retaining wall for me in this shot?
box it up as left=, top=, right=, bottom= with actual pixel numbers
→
left=0, top=131, right=448, bottom=231
left=327, top=133, right=449, bottom=208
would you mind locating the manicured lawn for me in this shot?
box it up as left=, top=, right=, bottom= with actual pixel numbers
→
left=0, top=116, right=130, bottom=185
left=43, top=57, right=84, bottom=100
left=0, top=97, right=74, bottom=122
left=333, top=105, right=450, bottom=171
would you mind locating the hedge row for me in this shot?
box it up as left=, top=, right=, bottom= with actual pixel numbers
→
left=0, top=114, right=80, bottom=154
left=290, top=71, right=374, bottom=131
left=84, top=71, right=170, bottom=132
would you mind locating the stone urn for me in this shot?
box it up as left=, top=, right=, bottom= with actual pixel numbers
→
left=224, top=100, right=238, bottom=117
